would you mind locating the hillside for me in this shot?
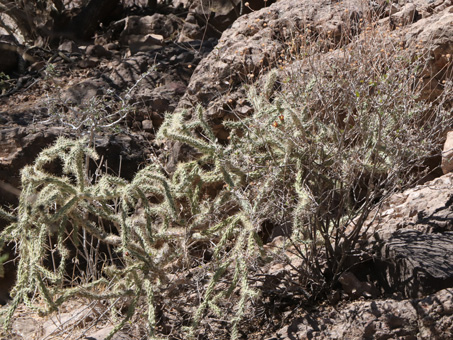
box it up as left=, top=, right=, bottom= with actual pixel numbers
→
left=0, top=0, right=453, bottom=339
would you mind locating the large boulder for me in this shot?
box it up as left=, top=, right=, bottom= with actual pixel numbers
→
left=401, top=3, right=453, bottom=100
left=182, top=0, right=367, bottom=100
left=178, top=0, right=453, bottom=136
left=361, top=173, right=453, bottom=298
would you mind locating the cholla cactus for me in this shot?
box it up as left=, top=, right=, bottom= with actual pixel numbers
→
left=0, top=129, right=266, bottom=339
left=0, top=137, right=181, bottom=339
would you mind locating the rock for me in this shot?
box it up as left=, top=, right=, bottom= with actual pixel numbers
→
left=119, top=14, right=181, bottom=45
left=442, top=131, right=453, bottom=174
left=78, top=57, right=100, bottom=68
left=12, top=317, right=43, bottom=339
left=127, top=33, right=163, bottom=54
left=86, top=44, right=113, bottom=58
left=42, top=306, right=99, bottom=338
left=131, top=81, right=186, bottom=114
left=175, top=0, right=453, bottom=144
left=361, top=173, right=453, bottom=297
left=108, top=55, right=150, bottom=88
left=119, top=14, right=182, bottom=54
left=390, top=3, right=418, bottom=28
left=62, top=78, right=109, bottom=105
left=142, top=119, right=153, bottom=131
left=58, top=40, right=80, bottom=54
left=366, top=173, right=453, bottom=238
left=403, top=6, right=453, bottom=100
left=0, top=126, right=62, bottom=183
left=7, top=303, right=126, bottom=340
left=178, top=13, right=203, bottom=42
left=382, top=230, right=453, bottom=297
left=0, top=124, right=63, bottom=234
left=178, top=0, right=370, bottom=124
left=86, top=326, right=132, bottom=340
left=273, top=288, right=453, bottom=339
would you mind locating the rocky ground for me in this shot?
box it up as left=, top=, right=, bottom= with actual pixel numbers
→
left=1, top=0, right=453, bottom=339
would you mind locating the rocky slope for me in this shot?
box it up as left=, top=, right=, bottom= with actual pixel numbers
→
left=1, top=0, right=453, bottom=339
